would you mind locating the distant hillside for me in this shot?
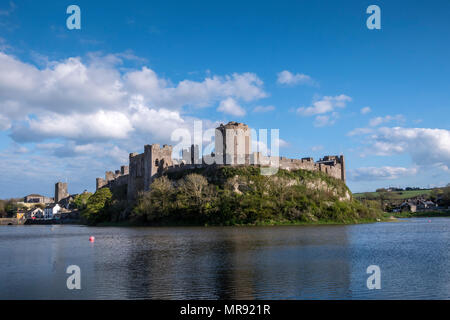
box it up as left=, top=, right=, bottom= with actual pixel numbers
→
left=353, top=189, right=433, bottom=201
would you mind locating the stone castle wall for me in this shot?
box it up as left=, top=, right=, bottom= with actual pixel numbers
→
left=96, top=122, right=346, bottom=201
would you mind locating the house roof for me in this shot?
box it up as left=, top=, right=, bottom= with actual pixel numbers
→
left=45, top=203, right=60, bottom=209
left=401, top=201, right=416, bottom=206
left=25, top=194, right=44, bottom=197
left=25, top=208, right=43, bottom=214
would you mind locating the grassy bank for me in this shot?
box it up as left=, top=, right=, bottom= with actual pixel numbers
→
left=82, top=166, right=383, bottom=227
left=392, top=210, right=450, bottom=218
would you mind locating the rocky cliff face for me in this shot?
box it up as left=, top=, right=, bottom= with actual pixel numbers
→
left=159, top=165, right=377, bottom=225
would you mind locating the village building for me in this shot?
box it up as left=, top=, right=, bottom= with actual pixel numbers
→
left=25, top=208, right=44, bottom=219
left=23, top=194, right=53, bottom=204
left=400, top=201, right=417, bottom=213
left=44, top=204, right=61, bottom=220
left=15, top=210, right=27, bottom=220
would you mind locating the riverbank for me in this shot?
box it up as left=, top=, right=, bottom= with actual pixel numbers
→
left=391, top=210, right=450, bottom=219
left=0, top=218, right=25, bottom=225
left=94, top=216, right=387, bottom=227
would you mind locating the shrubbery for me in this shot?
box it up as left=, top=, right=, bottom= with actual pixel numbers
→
left=82, top=188, right=112, bottom=224
left=73, top=192, right=92, bottom=210
left=132, top=167, right=381, bottom=226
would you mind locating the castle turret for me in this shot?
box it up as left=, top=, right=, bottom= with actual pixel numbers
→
left=340, top=155, right=346, bottom=182
left=55, top=182, right=69, bottom=203
left=215, top=121, right=251, bottom=165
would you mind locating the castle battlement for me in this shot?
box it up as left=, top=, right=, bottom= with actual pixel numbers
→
left=96, top=121, right=346, bottom=200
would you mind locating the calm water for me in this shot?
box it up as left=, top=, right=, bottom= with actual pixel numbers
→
left=1, top=218, right=449, bottom=299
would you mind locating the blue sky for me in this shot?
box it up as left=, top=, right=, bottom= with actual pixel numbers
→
left=0, top=0, right=450, bottom=198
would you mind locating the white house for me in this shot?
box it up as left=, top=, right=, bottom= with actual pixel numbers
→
left=44, top=204, right=61, bottom=220
left=25, top=208, right=44, bottom=219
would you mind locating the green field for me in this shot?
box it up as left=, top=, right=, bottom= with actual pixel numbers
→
left=353, top=189, right=433, bottom=200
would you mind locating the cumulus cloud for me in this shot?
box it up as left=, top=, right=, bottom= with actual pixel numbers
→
left=314, top=112, right=339, bottom=127
left=297, top=95, right=352, bottom=116
left=0, top=51, right=267, bottom=143
left=296, top=95, right=351, bottom=127
left=11, top=110, right=134, bottom=142
left=360, top=106, right=371, bottom=114
left=0, top=52, right=127, bottom=118
left=0, top=113, right=11, bottom=130
left=217, top=97, right=246, bottom=117
left=349, top=166, right=418, bottom=181
left=277, top=70, right=315, bottom=86
left=253, top=105, right=275, bottom=113
left=351, top=126, right=450, bottom=170
left=369, top=114, right=405, bottom=127
left=125, top=68, right=266, bottom=109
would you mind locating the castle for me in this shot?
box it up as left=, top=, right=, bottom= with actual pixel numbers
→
left=96, top=121, right=345, bottom=201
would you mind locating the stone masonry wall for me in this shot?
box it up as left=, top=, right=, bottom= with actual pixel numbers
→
left=95, top=122, right=346, bottom=201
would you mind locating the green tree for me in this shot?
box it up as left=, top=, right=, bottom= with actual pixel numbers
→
left=177, top=174, right=212, bottom=219
left=442, top=186, right=450, bottom=206
left=73, top=192, right=92, bottom=210
left=134, top=176, right=175, bottom=222
left=82, top=188, right=112, bottom=224
left=0, top=200, right=6, bottom=218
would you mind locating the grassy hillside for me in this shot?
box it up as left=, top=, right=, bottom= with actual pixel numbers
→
left=353, top=189, right=432, bottom=200
left=128, top=166, right=383, bottom=226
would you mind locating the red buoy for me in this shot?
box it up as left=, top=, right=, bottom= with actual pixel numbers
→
left=89, top=236, right=95, bottom=242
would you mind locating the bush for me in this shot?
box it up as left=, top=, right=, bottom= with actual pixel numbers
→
left=82, top=188, right=112, bottom=224
left=131, top=167, right=382, bottom=226
left=73, top=192, right=92, bottom=210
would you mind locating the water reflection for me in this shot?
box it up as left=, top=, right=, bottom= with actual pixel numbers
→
left=1, top=219, right=449, bottom=299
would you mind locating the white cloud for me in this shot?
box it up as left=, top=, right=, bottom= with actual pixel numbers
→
left=0, top=52, right=127, bottom=119
left=253, top=105, right=275, bottom=113
left=349, top=166, right=418, bottom=181
left=369, top=114, right=405, bottom=127
left=277, top=70, right=315, bottom=86
left=0, top=51, right=267, bottom=143
left=0, top=49, right=269, bottom=197
left=360, top=106, right=371, bottom=114
left=217, top=97, right=246, bottom=117
left=276, top=138, right=289, bottom=148
left=0, top=113, right=11, bottom=130
left=351, top=126, right=450, bottom=170
left=125, top=68, right=266, bottom=109
left=347, top=127, right=374, bottom=136
left=314, top=112, right=339, bottom=127
left=297, top=95, right=351, bottom=127
left=297, top=94, right=352, bottom=116
left=11, top=110, right=134, bottom=142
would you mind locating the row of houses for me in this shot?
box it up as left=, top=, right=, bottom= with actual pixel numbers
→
left=16, top=204, right=64, bottom=220
left=395, top=199, right=438, bottom=213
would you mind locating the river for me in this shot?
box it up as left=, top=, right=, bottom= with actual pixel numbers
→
left=1, top=218, right=449, bottom=299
